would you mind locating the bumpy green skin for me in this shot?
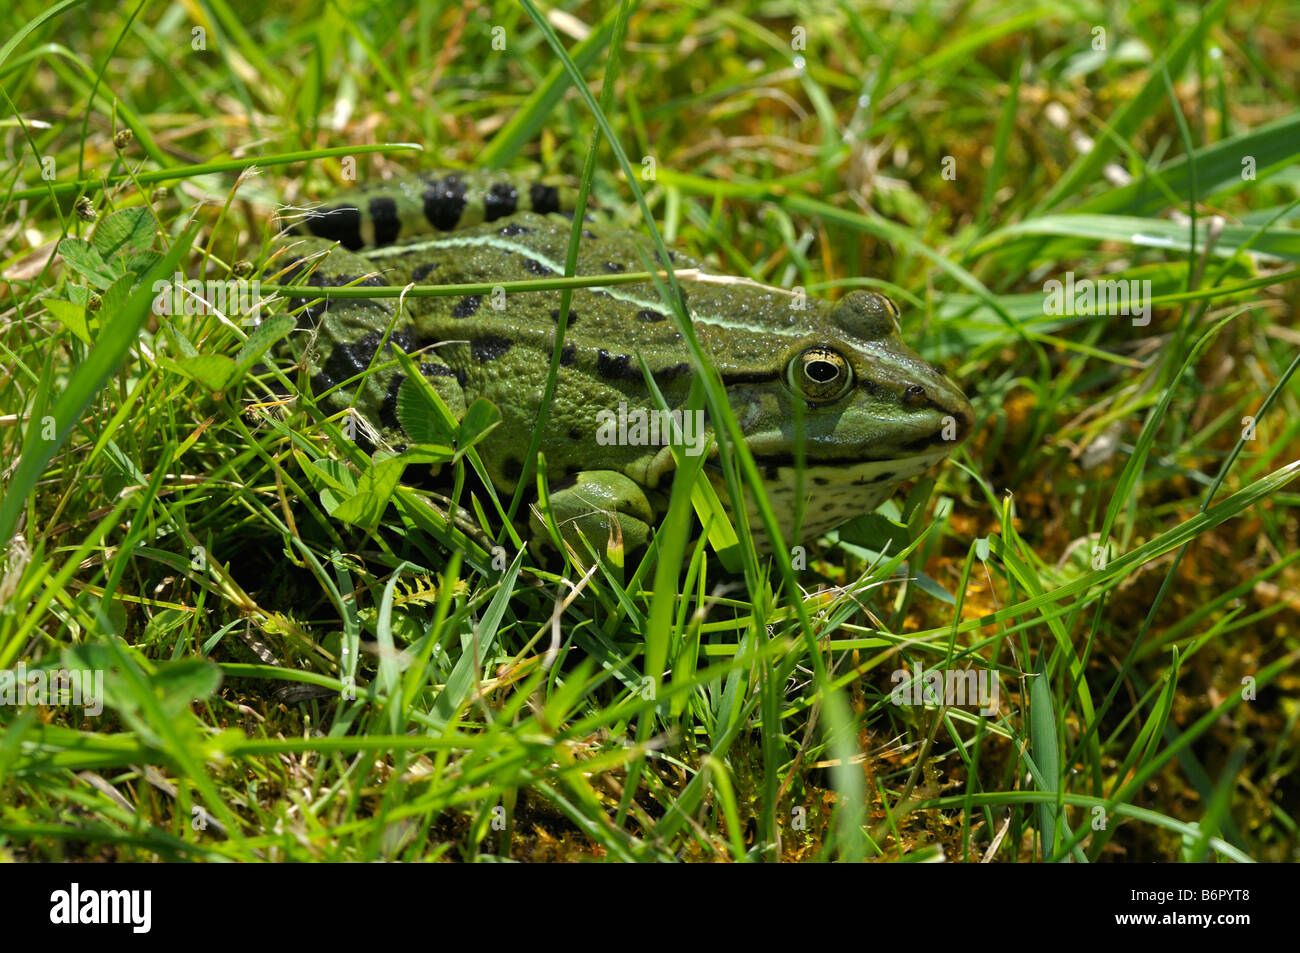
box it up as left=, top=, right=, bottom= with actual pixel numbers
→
left=274, top=169, right=975, bottom=555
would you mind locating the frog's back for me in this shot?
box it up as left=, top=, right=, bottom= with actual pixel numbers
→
left=272, top=168, right=975, bottom=552
left=292, top=168, right=574, bottom=251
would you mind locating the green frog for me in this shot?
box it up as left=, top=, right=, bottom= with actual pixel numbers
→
left=272, top=169, right=973, bottom=557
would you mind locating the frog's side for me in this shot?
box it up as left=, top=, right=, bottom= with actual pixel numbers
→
left=273, top=169, right=974, bottom=554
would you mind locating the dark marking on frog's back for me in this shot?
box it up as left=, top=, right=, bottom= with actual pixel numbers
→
left=522, top=257, right=553, bottom=276
left=410, top=262, right=439, bottom=282
left=472, top=335, right=513, bottom=362
left=369, top=197, right=401, bottom=246
left=423, top=175, right=468, bottom=231
left=484, top=182, right=519, bottom=222
left=529, top=183, right=560, bottom=214
left=452, top=295, right=483, bottom=318
left=568, top=426, right=583, bottom=441
left=311, top=328, right=385, bottom=392
left=305, top=204, right=364, bottom=251
left=420, top=361, right=455, bottom=379
left=596, top=349, right=635, bottom=380
left=604, top=261, right=625, bottom=273
left=637, top=309, right=667, bottom=323
left=559, top=344, right=577, bottom=366
left=720, top=369, right=781, bottom=386
left=498, top=222, right=529, bottom=237
left=550, top=308, right=579, bottom=325
left=502, top=456, right=524, bottom=481
left=379, top=373, right=406, bottom=430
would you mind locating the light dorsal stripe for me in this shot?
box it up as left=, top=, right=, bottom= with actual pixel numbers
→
left=364, top=233, right=928, bottom=380
left=365, top=234, right=812, bottom=337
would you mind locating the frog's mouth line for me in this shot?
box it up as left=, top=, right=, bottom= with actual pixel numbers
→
left=694, top=450, right=952, bottom=485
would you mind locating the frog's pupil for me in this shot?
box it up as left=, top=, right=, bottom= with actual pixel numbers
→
left=807, top=360, right=838, bottom=383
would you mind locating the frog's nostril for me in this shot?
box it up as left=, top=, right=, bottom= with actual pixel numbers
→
left=902, top=384, right=927, bottom=405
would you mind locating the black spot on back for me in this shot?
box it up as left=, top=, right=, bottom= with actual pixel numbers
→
left=604, top=261, right=625, bottom=273
left=656, top=362, right=691, bottom=381
left=369, top=197, right=400, bottom=246
left=568, top=426, right=583, bottom=441
left=550, top=308, right=579, bottom=325
left=522, top=258, right=552, bottom=276
left=411, top=262, right=439, bottom=282
left=306, top=204, right=364, bottom=251
left=423, top=174, right=468, bottom=230
left=596, top=349, right=636, bottom=380
left=472, top=335, right=513, bottom=362
left=311, top=329, right=383, bottom=393
left=498, top=222, right=529, bottom=237
left=637, top=309, right=667, bottom=323
left=451, top=295, right=482, bottom=318
left=502, top=456, right=524, bottom=481
left=484, top=182, right=519, bottom=222
left=529, top=183, right=560, bottom=214
left=559, top=344, right=577, bottom=366
left=379, top=373, right=407, bottom=430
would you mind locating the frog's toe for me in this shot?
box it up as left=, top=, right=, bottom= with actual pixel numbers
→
left=530, top=470, right=657, bottom=559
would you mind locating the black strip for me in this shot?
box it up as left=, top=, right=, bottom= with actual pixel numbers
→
left=529, top=183, right=560, bottom=214
left=484, top=182, right=519, bottom=221
left=596, top=349, right=635, bottom=380
left=657, top=362, right=691, bottom=380
left=451, top=295, right=482, bottom=318
left=472, top=335, right=513, bottom=362
left=368, top=197, right=401, bottom=246
left=306, top=204, right=364, bottom=251
left=423, top=175, right=468, bottom=230
left=720, top=370, right=782, bottom=385
left=379, top=373, right=406, bottom=430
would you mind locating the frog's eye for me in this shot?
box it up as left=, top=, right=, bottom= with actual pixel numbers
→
left=790, top=346, right=853, bottom=402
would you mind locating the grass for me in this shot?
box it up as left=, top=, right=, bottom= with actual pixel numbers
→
left=1, top=0, right=1298, bottom=862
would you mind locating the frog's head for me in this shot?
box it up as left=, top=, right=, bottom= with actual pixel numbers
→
left=723, top=290, right=974, bottom=543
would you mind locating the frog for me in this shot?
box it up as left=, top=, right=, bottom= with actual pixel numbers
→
left=270, top=168, right=974, bottom=558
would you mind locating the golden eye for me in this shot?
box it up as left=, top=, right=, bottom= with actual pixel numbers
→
left=790, top=346, right=853, bottom=402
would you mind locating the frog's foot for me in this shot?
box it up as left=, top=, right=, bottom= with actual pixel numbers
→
left=530, top=470, right=657, bottom=559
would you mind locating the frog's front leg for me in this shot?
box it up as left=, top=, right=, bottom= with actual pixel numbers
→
left=531, top=470, right=658, bottom=556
